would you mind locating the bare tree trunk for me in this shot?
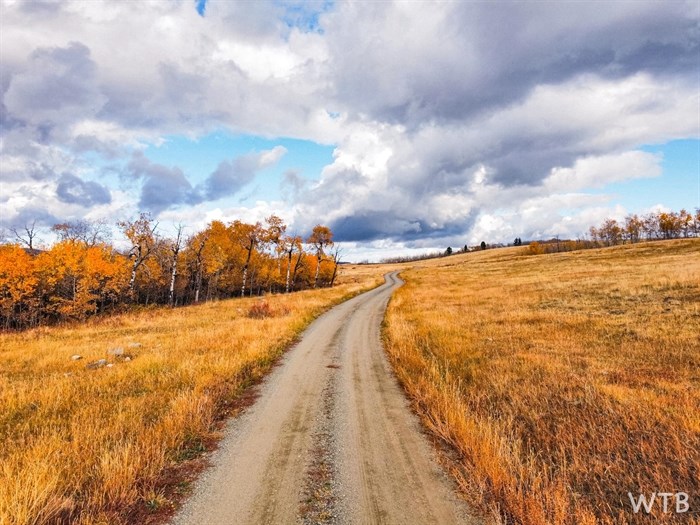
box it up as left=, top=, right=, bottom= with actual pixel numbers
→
left=291, top=250, right=303, bottom=291
left=129, top=244, right=142, bottom=295
left=241, top=266, right=248, bottom=297
left=277, top=257, right=282, bottom=291
left=241, top=243, right=253, bottom=297
left=129, top=264, right=137, bottom=292
left=169, top=227, right=183, bottom=307
left=168, top=258, right=177, bottom=306
left=313, top=255, right=322, bottom=288
left=194, top=270, right=202, bottom=303
left=193, top=236, right=206, bottom=303
left=330, top=246, right=342, bottom=287
left=330, top=260, right=339, bottom=287
left=248, top=268, right=256, bottom=297
left=285, top=248, right=293, bottom=293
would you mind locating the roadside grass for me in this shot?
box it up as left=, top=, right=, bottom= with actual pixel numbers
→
left=386, top=239, right=700, bottom=524
left=0, top=265, right=390, bottom=525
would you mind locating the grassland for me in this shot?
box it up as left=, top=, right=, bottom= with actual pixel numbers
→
left=385, top=239, right=700, bottom=524
left=0, top=264, right=390, bottom=525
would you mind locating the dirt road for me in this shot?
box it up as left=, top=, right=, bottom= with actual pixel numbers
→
left=171, top=272, right=477, bottom=525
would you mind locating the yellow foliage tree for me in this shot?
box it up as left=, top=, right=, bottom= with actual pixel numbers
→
left=0, top=245, right=39, bottom=328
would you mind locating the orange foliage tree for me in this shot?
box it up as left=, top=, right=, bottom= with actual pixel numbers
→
left=0, top=245, right=39, bottom=329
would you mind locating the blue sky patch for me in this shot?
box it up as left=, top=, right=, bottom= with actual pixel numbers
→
left=597, top=139, right=700, bottom=212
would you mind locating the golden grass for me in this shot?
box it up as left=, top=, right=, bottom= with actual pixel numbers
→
left=386, top=239, right=700, bottom=524
left=0, top=265, right=389, bottom=525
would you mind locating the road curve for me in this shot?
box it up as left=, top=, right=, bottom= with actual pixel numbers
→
left=171, top=272, right=477, bottom=525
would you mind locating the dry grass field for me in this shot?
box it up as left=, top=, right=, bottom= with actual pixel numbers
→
left=0, top=264, right=390, bottom=525
left=385, top=239, right=700, bottom=524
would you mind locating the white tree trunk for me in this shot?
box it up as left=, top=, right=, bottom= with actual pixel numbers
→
left=285, top=249, right=292, bottom=293
left=313, top=255, right=321, bottom=288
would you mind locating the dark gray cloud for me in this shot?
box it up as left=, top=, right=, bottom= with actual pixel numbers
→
left=126, top=152, right=200, bottom=215
left=330, top=210, right=477, bottom=243
left=202, top=146, right=287, bottom=200
left=330, top=211, right=420, bottom=242
left=326, top=2, right=699, bottom=127
left=19, top=0, right=63, bottom=15
left=204, top=158, right=258, bottom=200
left=56, top=173, right=111, bottom=206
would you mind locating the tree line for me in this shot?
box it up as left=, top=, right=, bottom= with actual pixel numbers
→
left=0, top=214, right=340, bottom=330
left=527, top=207, right=700, bottom=255
left=588, top=208, right=700, bottom=245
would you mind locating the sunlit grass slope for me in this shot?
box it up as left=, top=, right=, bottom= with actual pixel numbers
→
left=0, top=265, right=390, bottom=525
left=386, top=239, right=700, bottom=524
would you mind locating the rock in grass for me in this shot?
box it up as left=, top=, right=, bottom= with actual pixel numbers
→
left=128, top=342, right=141, bottom=348
left=108, top=347, right=124, bottom=356
left=71, top=355, right=82, bottom=361
left=86, top=359, right=108, bottom=370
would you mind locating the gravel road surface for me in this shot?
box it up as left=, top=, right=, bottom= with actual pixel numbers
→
left=171, top=272, right=478, bottom=525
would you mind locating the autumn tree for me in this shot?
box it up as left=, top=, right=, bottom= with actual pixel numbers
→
left=265, top=214, right=287, bottom=291
left=642, top=213, right=659, bottom=240
left=658, top=212, right=681, bottom=239
left=230, top=220, right=265, bottom=297
left=282, top=234, right=304, bottom=293
left=185, top=231, right=208, bottom=303
left=33, top=241, right=128, bottom=323
left=307, top=225, right=333, bottom=288
left=0, top=244, right=39, bottom=328
left=678, top=209, right=693, bottom=238
left=599, top=219, right=622, bottom=246
left=200, top=221, right=238, bottom=299
left=588, top=226, right=599, bottom=245
left=624, top=214, right=643, bottom=244
left=82, top=244, right=128, bottom=313
left=118, top=213, right=158, bottom=299
left=37, top=241, right=86, bottom=320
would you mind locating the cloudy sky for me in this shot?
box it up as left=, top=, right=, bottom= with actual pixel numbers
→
left=1, top=0, right=698, bottom=260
